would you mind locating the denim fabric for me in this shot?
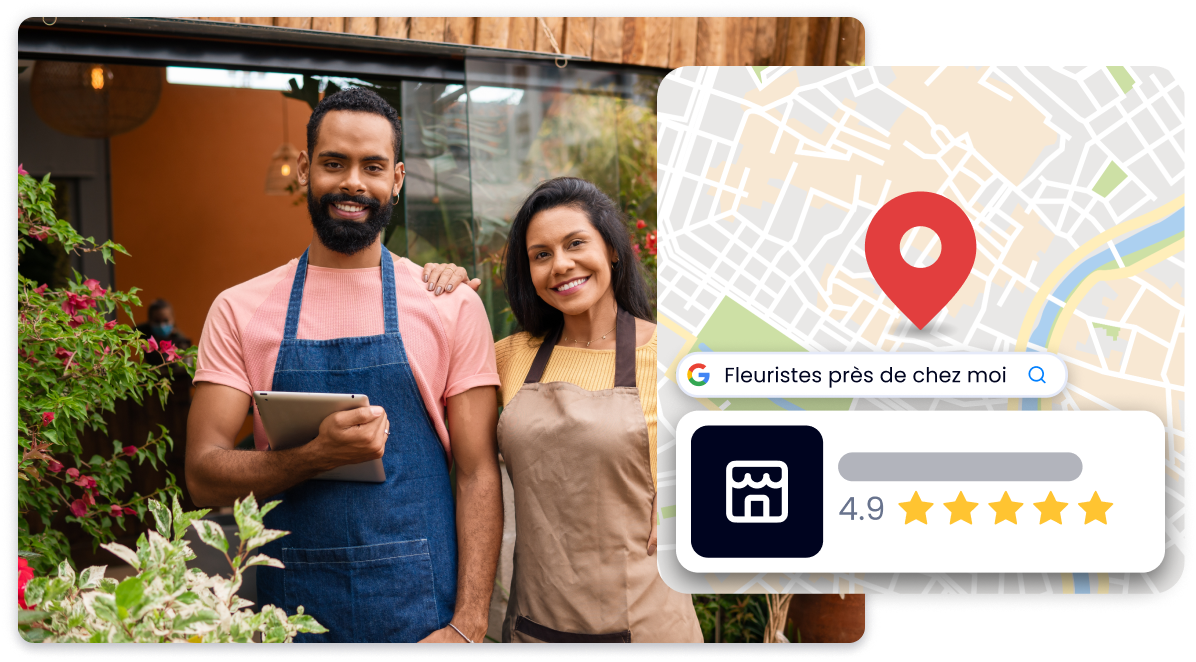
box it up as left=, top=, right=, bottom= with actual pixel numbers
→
left=256, top=248, right=457, bottom=643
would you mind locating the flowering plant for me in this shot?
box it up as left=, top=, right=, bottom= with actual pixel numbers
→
left=19, top=494, right=326, bottom=643
left=18, top=167, right=196, bottom=572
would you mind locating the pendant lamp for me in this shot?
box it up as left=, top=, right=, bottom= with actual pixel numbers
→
left=265, top=95, right=302, bottom=195
left=30, top=61, right=162, bottom=138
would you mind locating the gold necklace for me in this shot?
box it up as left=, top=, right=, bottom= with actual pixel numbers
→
left=561, top=322, right=617, bottom=348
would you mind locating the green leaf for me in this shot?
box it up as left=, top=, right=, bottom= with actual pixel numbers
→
left=289, top=612, right=328, bottom=634
left=56, top=559, right=76, bottom=584
left=147, top=498, right=172, bottom=537
left=242, top=553, right=285, bottom=569
left=243, top=528, right=288, bottom=552
left=190, top=519, right=228, bottom=553
left=77, top=565, right=106, bottom=590
left=21, top=627, right=48, bottom=643
left=100, top=542, right=140, bottom=570
left=17, top=609, right=49, bottom=625
left=114, top=576, right=144, bottom=618
left=93, top=593, right=120, bottom=623
left=233, top=494, right=264, bottom=543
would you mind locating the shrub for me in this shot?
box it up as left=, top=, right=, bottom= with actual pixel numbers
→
left=19, top=494, right=326, bottom=643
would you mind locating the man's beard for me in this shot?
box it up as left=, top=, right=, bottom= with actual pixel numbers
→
left=307, top=190, right=393, bottom=256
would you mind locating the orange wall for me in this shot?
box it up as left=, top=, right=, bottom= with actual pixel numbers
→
left=110, top=82, right=313, bottom=341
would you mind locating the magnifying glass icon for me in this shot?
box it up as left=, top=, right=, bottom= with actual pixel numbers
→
left=1028, top=366, right=1046, bottom=383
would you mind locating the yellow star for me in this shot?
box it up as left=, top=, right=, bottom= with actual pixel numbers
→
left=1078, top=491, right=1113, bottom=524
left=989, top=491, right=1022, bottom=524
left=898, top=491, right=934, bottom=524
left=942, top=491, right=979, bottom=524
left=1033, top=491, right=1068, bottom=524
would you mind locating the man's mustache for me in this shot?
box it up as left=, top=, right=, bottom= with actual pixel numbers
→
left=319, top=193, right=381, bottom=211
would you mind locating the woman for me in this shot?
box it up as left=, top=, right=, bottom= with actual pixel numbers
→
left=425, top=177, right=701, bottom=643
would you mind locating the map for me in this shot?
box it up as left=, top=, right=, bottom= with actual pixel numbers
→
left=655, top=66, right=1184, bottom=594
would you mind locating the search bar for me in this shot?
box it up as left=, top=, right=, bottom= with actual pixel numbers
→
left=676, top=352, right=1067, bottom=398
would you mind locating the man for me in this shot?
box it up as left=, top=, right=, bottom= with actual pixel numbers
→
left=186, top=88, right=502, bottom=643
left=136, top=298, right=191, bottom=367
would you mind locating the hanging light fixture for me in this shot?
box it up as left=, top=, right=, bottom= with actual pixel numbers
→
left=30, top=61, right=162, bottom=138
left=265, top=95, right=302, bottom=195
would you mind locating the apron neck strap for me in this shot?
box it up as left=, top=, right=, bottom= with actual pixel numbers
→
left=523, top=306, right=638, bottom=388
left=282, top=247, right=400, bottom=340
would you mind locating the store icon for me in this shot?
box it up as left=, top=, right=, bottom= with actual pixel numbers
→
left=726, top=460, right=788, bottom=523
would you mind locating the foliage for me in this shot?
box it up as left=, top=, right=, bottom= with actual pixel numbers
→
left=17, top=168, right=197, bottom=573
left=19, top=494, right=326, bottom=643
left=692, top=594, right=798, bottom=643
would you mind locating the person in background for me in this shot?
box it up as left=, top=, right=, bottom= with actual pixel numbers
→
left=424, top=177, right=702, bottom=643
left=137, top=298, right=191, bottom=366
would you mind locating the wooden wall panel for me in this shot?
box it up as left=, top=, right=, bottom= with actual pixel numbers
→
left=644, top=17, right=672, bottom=68
left=780, top=17, right=811, bottom=65
left=732, top=17, right=757, bottom=66
left=695, top=17, right=726, bottom=67
left=837, top=17, right=864, bottom=65
left=275, top=17, right=312, bottom=30
left=754, top=18, right=777, bottom=67
left=564, top=17, right=595, bottom=57
left=724, top=17, right=741, bottom=66
left=312, top=17, right=344, bottom=32
left=409, top=17, right=446, bottom=42
left=534, top=17, right=564, bottom=54
left=668, top=17, right=697, bottom=69
left=591, top=17, right=623, bottom=63
left=622, top=18, right=647, bottom=66
left=344, top=17, right=377, bottom=35
left=820, top=17, right=841, bottom=66
left=507, top=17, right=536, bottom=51
left=445, top=17, right=476, bottom=44
left=201, top=17, right=239, bottom=23
left=377, top=18, right=408, bottom=39
left=240, top=17, right=273, bottom=26
left=475, top=17, right=510, bottom=48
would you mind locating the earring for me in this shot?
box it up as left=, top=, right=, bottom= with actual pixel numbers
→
left=612, top=260, right=619, bottom=269
left=391, top=192, right=399, bottom=205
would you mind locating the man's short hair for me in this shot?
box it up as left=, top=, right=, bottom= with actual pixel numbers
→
left=306, top=87, right=402, bottom=161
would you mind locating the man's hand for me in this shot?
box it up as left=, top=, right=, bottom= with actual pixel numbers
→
left=303, top=406, right=389, bottom=472
left=422, top=262, right=481, bottom=295
left=419, top=625, right=472, bottom=643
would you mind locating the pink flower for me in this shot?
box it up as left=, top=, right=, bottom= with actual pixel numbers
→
left=46, top=460, right=63, bottom=473
left=636, top=219, right=646, bottom=229
left=632, top=243, right=641, bottom=255
left=29, top=227, right=49, bottom=241
left=104, top=320, right=116, bottom=330
left=18, top=558, right=34, bottom=609
left=144, top=336, right=159, bottom=354
left=74, top=475, right=97, bottom=489
left=159, top=340, right=180, bottom=362
left=69, top=499, right=88, bottom=518
left=54, top=347, right=74, bottom=363
left=18, top=163, right=28, bottom=176
left=66, top=467, right=79, bottom=479
left=122, top=507, right=136, bottom=516
left=62, top=293, right=94, bottom=316
left=82, top=491, right=96, bottom=507
left=109, top=505, right=124, bottom=518
left=82, top=279, right=106, bottom=297
left=123, top=445, right=138, bottom=457
left=68, top=314, right=86, bottom=329
left=41, top=412, right=54, bottom=426
left=34, top=284, right=47, bottom=296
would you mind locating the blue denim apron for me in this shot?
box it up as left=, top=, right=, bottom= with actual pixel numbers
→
left=255, top=247, right=457, bottom=643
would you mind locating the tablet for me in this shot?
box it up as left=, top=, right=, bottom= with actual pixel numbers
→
left=253, top=391, right=386, bottom=483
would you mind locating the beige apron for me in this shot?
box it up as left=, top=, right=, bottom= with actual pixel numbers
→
left=498, top=308, right=703, bottom=643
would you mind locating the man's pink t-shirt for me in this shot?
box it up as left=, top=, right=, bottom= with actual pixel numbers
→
left=194, top=252, right=499, bottom=459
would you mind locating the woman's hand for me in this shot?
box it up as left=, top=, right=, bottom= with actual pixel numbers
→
left=648, top=492, right=658, bottom=556
left=422, top=262, right=482, bottom=295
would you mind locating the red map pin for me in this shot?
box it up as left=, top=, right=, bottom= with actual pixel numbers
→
left=865, top=192, right=977, bottom=330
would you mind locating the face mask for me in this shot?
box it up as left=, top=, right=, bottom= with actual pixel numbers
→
left=152, top=323, right=173, bottom=338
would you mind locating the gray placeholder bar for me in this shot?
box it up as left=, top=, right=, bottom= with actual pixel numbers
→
left=837, top=452, right=1082, bottom=482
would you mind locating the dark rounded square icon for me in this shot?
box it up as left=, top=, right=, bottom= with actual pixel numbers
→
left=691, top=425, right=823, bottom=558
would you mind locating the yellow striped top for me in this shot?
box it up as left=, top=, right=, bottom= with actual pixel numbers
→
left=494, top=328, right=658, bottom=483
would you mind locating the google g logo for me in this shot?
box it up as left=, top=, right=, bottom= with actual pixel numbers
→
left=688, top=363, right=710, bottom=387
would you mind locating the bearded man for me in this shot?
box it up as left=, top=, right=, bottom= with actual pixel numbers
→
left=186, top=87, right=501, bottom=643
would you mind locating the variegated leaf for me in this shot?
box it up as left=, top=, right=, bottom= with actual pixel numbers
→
left=242, top=553, right=285, bottom=569
left=77, top=565, right=107, bottom=589
left=190, top=519, right=228, bottom=553
left=147, top=498, right=172, bottom=538
left=101, top=542, right=141, bottom=570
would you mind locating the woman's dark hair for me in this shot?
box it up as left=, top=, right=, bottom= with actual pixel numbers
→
left=504, top=177, right=654, bottom=338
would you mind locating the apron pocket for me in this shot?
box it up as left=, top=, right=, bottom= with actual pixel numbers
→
left=514, top=615, right=631, bottom=643
left=282, top=539, right=440, bottom=642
